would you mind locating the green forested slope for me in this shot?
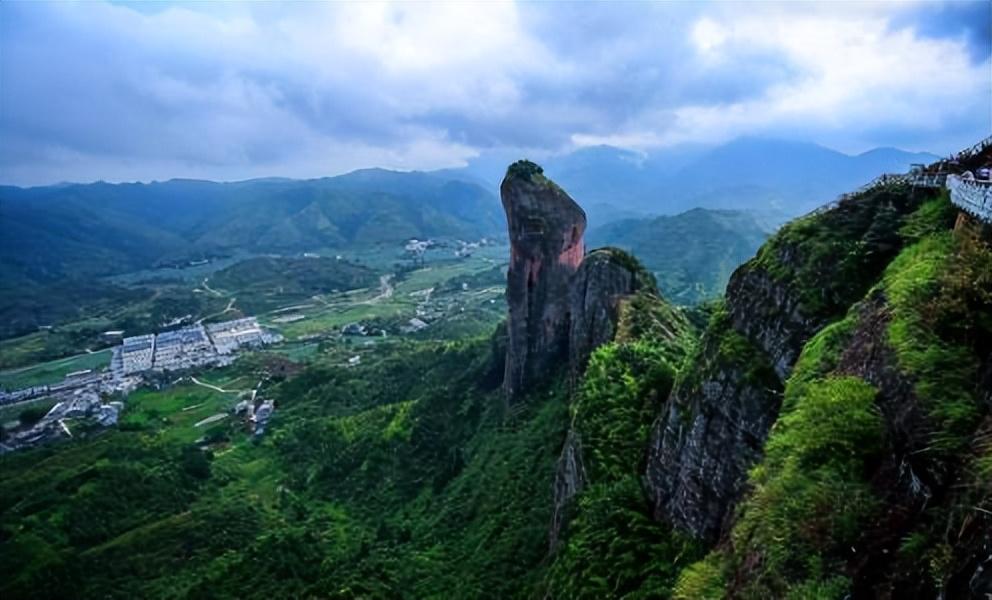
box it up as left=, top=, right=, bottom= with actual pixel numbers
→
left=588, top=208, right=770, bottom=304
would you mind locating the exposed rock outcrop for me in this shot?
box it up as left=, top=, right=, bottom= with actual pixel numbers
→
left=550, top=249, right=659, bottom=547
left=501, top=160, right=586, bottom=403
left=568, top=248, right=654, bottom=381
left=644, top=305, right=783, bottom=542
left=645, top=186, right=930, bottom=542
left=550, top=429, right=585, bottom=550
left=725, top=263, right=823, bottom=379
left=499, top=161, right=668, bottom=547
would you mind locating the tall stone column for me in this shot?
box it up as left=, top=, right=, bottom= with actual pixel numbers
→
left=500, top=160, right=586, bottom=403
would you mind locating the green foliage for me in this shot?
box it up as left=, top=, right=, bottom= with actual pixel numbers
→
left=928, top=228, right=992, bottom=343
left=0, top=336, right=573, bottom=599
left=209, top=256, right=378, bottom=313
left=676, top=301, right=777, bottom=394
left=615, top=292, right=696, bottom=359
left=546, top=291, right=704, bottom=599
left=573, top=341, right=676, bottom=482
left=730, top=376, right=883, bottom=598
left=17, top=405, right=48, bottom=425
left=679, top=226, right=992, bottom=599
left=783, top=316, right=856, bottom=410
left=545, top=478, right=703, bottom=600
left=0, top=434, right=219, bottom=598
left=181, top=445, right=213, bottom=480
left=898, top=193, right=957, bottom=243
left=882, top=232, right=982, bottom=453
left=672, top=554, right=726, bottom=600
left=506, top=159, right=545, bottom=179
left=753, top=186, right=923, bottom=318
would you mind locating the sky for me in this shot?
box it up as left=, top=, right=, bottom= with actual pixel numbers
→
left=0, top=0, right=989, bottom=186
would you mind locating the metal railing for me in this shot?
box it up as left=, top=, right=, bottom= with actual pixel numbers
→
left=947, top=175, right=992, bottom=223
left=907, top=172, right=947, bottom=189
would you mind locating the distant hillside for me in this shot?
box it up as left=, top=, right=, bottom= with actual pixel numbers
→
left=0, top=170, right=503, bottom=284
left=209, top=256, right=378, bottom=314
left=0, top=170, right=502, bottom=341
left=445, top=137, right=938, bottom=226
left=588, top=208, right=771, bottom=304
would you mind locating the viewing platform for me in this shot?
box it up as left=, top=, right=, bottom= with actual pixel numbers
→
left=906, top=135, right=992, bottom=225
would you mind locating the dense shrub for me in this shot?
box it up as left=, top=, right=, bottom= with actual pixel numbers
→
left=730, top=376, right=883, bottom=598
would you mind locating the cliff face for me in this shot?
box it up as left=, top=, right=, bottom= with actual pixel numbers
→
left=702, top=219, right=992, bottom=599
left=645, top=300, right=783, bottom=541
left=645, top=185, right=929, bottom=542
left=500, top=161, right=682, bottom=550
left=501, top=160, right=587, bottom=402
left=568, top=248, right=655, bottom=380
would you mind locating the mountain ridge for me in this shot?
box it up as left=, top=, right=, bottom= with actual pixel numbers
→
left=442, top=137, right=939, bottom=225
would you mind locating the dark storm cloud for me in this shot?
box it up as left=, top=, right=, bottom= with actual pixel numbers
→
left=892, top=1, right=992, bottom=63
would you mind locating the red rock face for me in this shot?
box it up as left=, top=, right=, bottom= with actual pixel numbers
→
left=558, top=232, right=585, bottom=269
left=501, top=161, right=586, bottom=403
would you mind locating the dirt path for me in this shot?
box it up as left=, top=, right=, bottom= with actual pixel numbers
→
left=188, top=376, right=247, bottom=394
left=362, top=274, right=394, bottom=304
left=200, top=277, right=225, bottom=297
left=197, top=297, right=238, bottom=324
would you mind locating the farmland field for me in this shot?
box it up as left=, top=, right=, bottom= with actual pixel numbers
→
left=0, top=349, right=113, bottom=390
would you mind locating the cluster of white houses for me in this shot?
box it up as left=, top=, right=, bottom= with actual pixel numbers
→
left=119, top=318, right=281, bottom=375
left=1, top=317, right=283, bottom=453
left=1, top=318, right=281, bottom=409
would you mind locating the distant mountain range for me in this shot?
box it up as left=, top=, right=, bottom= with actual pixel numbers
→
left=443, top=137, right=939, bottom=226
left=1, top=137, right=936, bottom=284
left=0, top=169, right=503, bottom=284
left=588, top=208, right=772, bottom=304
left=0, top=135, right=938, bottom=324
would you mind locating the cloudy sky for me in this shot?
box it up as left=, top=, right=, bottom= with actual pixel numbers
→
left=1, top=1, right=989, bottom=185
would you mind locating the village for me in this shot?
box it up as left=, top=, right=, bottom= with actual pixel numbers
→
left=0, top=317, right=283, bottom=453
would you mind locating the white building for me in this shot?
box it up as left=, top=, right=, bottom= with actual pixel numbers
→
left=121, top=334, right=155, bottom=374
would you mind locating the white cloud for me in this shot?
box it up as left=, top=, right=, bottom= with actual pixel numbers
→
left=691, top=18, right=728, bottom=53
left=659, top=9, right=990, bottom=151
left=0, top=0, right=987, bottom=184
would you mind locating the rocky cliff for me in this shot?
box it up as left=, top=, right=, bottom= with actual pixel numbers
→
left=501, top=161, right=660, bottom=402
left=568, top=248, right=656, bottom=381
left=550, top=248, right=666, bottom=547
left=658, top=160, right=992, bottom=599
left=501, top=160, right=587, bottom=402
left=513, top=147, right=990, bottom=599
left=500, top=161, right=688, bottom=549
left=645, top=184, right=929, bottom=542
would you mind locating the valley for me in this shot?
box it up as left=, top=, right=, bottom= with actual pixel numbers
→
left=2, top=144, right=989, bottom=599
left=0, top=239, right=509, bottom=449
left=3, top=3, right=989, bottom=598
